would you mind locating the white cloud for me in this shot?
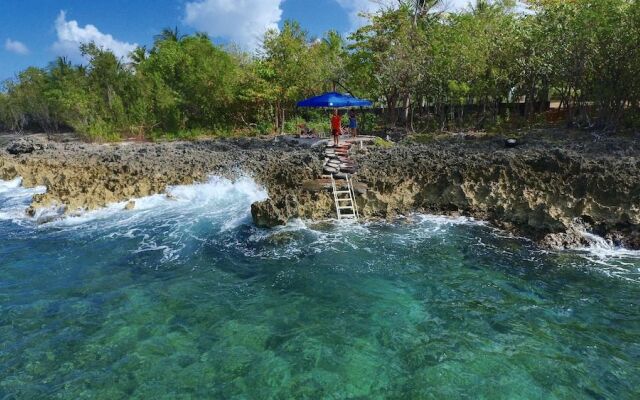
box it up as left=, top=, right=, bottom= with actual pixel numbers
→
left=5, top=38, right=29, bottom=55
left=335, top=0, right=385, bottom=30
left=52, top=11, right=138, bottom=62
left=439, top=0, right=478, bottom=11
left=335, top=0, right=475, bottom=30
left=184, top=0, right=283, bottom=51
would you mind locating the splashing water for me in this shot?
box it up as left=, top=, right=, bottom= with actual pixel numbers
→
left=1, top=177, right=639, bottom=399
left=0, top=177, right=46, bottom=223
left=568, top=224, right=640, bottom=282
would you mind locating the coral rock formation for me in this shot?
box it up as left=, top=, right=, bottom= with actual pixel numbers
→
left=2, top=134, right=639, bottom=249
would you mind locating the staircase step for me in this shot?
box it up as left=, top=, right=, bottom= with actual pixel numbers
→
left=339, top=206, right=354, bottom=210
left=334, top=190, right=351, bottom=194
left=336, top=198, right=351, bottom=202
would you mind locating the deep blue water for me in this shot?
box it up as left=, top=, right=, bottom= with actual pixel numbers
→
left=1, top=177, right=640, bottom=399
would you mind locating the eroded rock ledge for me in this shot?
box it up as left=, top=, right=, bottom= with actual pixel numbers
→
left=1, top=134, right=639, bottom=249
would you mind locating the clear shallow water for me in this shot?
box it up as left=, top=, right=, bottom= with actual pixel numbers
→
left=1, top=178, right=640, bottom=399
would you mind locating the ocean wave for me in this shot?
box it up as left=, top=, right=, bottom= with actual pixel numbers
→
left=568, top=230, right=640, bottom=282
left=0, top=177, right=46, bottom=224
left=236, top=214, right=483, bottom=260
left=1, top=176, right=268, bottom=265
left=0, top=175, right=267, bottom=227
left=3, top=176, right=639, bottom=282
left=568, top=225, right=640, bottom=259
left=0, top=177, right=24, bottom=193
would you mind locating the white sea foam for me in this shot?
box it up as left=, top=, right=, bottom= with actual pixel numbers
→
left=562, top=227, right=640, bottom=282
left=0, top=174, right=267, bottom=234
left=0, top=177, right=23, bottom=193
left=48, top=175, right=268, bottom=227
left=26, top=175, right=270, bottom=266
left=0, top=177, right=47, bottom=223
left=416, top=215, right=640, bottom=282
left=413, top=213, right=484, bottom=226
left=3, top=175, right=640, bottom=281
left=571, top=226, right=640, bottom=260
left=1, top=174, right=269, bottom=267
left=239, top=213, right=484, bottom=260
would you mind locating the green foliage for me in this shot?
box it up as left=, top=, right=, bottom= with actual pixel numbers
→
left=139, top=34, right=240, bottom=132
left=149, top=126, right=246, bottom=142
left=151, top=128, right=208, bottom=142
left=261, top=21, right=347, bottom=133
left=373, top=136, right=394, bottom=148
left=407, top=133, right=437, bottom=144
left=348, top=5, right=424, bottom=126
left=85, top=120, right=121, bottom=142
left=348, top=0, right=640, bottom=131
left=516, top=0, right=640, bottom=129
left=283, top=115, right=330, bottom=136
left=1, top=1, right=639, bottom=139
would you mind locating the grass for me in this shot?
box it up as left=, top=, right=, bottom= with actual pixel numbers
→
left=148, top=127, right=259, bottom=142
left=83, top=120, right=123, bottom=143
left=79, top=112, right=602, bottom=145
left=150, top=129, right=213, bottom=142
left=373, top=137, right=394, bottom=148
left=284, top=116, right=330, bottom=136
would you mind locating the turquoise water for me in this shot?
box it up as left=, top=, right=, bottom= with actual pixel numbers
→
left=1, top=177, right=640, bottom=399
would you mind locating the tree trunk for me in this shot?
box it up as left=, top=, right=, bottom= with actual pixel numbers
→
left=410, top=103, right=416, bottom=133
left=403, top=95, right=411, bottom=129
left=274, top=103, right=280, bottom=133
left=525, top=83, right=536, bottom=119
left=386, top=93, right=399, bottom=127
left=280, top=108, right=285, bottom=135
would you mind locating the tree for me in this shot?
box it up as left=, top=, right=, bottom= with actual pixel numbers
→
left=45, top=56, right=94, bottom=133
left=1, top=1, right=639, bottom=138
left=154, top=26, right=184, bottom=44
left=3, top=68, right=56, bottom=133
left=138, top=33, right=240, bottom=132
left=349, top=5, right=426, bottom=126
left=261, top=21, right=320, bottom=133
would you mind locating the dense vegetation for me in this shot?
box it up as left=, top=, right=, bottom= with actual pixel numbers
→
left=1, top=0, right=639, bottom=140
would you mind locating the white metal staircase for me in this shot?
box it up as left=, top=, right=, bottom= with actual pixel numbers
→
left=331, top=174, right=359, bottom=221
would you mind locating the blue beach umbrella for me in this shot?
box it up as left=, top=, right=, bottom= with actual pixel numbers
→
left=297, top=92, right=373, bottom=108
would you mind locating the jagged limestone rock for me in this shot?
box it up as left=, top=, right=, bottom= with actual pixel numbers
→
left=1, top=135, right=639, bottom=249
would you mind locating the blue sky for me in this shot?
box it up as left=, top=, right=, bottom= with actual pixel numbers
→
left=0, top=0, right=471, bottom=81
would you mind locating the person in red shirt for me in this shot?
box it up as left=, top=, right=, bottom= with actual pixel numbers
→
left=331, top=109, right=342, bottom=146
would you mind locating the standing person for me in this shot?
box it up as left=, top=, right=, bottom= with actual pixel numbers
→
left=348, top=109, right=358, bottom=138
left=331, top=109, right=342, bottom=146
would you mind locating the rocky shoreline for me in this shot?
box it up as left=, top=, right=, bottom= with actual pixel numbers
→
left=1, top=132, right=639, bottom=250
